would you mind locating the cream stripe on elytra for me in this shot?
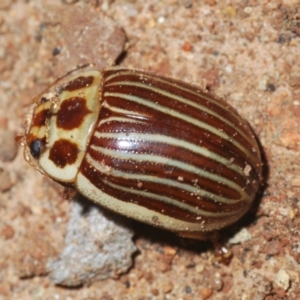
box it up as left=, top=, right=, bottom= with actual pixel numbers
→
left=86, top=153, right=247, bottom=204
left=102, top=100, right=150, bottom=120
left=101, top=178, right=241, bottom=218
left=104, top=91, right=253, bottom=160
left=94, top=131, right=244, bottom=176
left=98, top=116, right=146, bottom=127
left=76, top=172, right=235, bottom=232
left=91, top=144, right=248, bottom=198
left=105, top=80, right=250, bottom=142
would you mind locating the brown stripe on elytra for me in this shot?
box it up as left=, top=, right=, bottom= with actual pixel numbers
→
left=93, top=123, right=260, bottom=184
left=89, top=135, right=259, bottom=197
left=88, top=132, right=251, bottom=190
left=79, top=159, right=249, bottom=224
left=87, top=146, right=246, bottom=200
left=49, top=139, right=79, bottom=168
left=85, top=145, right=249, bottom=207
left=94, top=106, right=260, bottom=178
left=56, top=97, right=91, bottom=130
left=31, top=108, right=50, bottom=128
left=63, top=76, right=94, bottom=92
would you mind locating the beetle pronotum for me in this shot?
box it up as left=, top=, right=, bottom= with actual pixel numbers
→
left=22, top=67, right=262, bottom=239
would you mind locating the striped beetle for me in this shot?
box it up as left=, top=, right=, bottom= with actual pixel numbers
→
left=22, top=67, right=262, bottom=239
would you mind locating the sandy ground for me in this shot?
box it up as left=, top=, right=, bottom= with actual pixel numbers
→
left=0, top=0, right=300, bottom=299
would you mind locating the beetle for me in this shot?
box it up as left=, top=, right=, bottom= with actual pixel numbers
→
left=21, top=67, right=262, bottom=239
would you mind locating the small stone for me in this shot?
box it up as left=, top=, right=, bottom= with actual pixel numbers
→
left=162, top=281, right=173, bottom=294
left=151, top=288, right=159, bottom=296
left=47, top=198, right=137, bottom=286
left=212, top=273, right=223, bottom=291
left=228, top=228, right=252, bottom=244
left=164, top=246, right=177, bottom=256
left=258, top=74, right=271, bottom=91
left=244, top=7, right=252, bottom=14
left=196, top=264, right=204, bottom=273
left=182, top=41, right=193, bottom=52
left=241, top=294, right=250, bottom=300
left=263, top=240, right=282, bottom=256
left=185, top=285, right=192, bottom=293
left=274, top=269, right=290, bottom=291
left=222, top=6, right=236, bottom=18
left=200, top=287, right=213, bottom=299
left=231, top=92, right=244, bottom=102
left=291, top=177, right=300, bottom=187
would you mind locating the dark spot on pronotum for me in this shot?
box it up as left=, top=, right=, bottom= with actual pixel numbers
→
left=56, top=97, right=91, bottom=130
left=29, top=139, right=42, bottom=159
left=64, top=76, right=94, bottom=92
left=49, top=139, right=79, bottom=168
left=31, top=109, right=50, bottom=128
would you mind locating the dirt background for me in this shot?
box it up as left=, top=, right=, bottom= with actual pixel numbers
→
left=0, top=0, right=300, bottom=299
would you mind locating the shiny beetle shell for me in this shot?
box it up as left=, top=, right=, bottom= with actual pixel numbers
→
left=22, top=67, right=262, bottom=239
